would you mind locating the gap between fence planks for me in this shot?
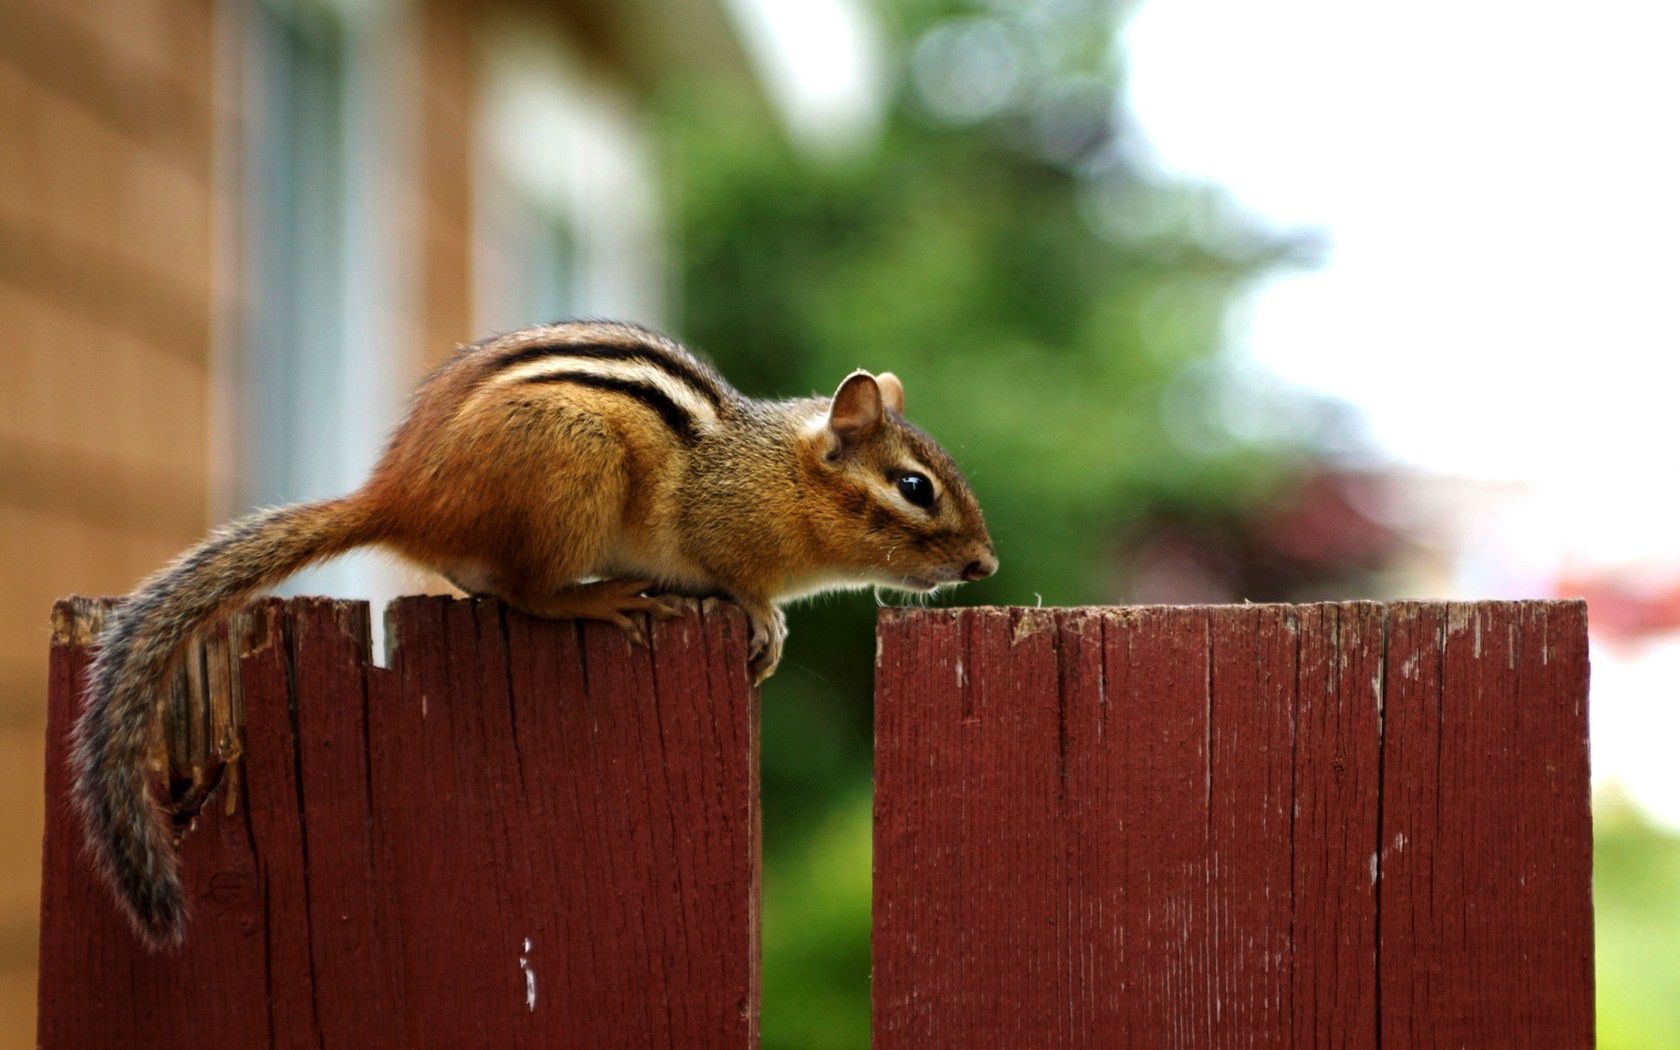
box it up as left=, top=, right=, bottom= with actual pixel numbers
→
left=873, top=601, right=1594, bottom=1048
left=38, top=595, right=760, bottom=1050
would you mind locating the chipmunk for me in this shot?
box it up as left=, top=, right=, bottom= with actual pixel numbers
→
left=72, top=320, right=996, bottom=949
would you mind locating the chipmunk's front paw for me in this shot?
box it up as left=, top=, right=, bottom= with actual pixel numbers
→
left=745, top=607, right=787, bottom=685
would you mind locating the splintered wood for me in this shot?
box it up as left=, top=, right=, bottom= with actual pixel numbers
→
left=38, top=596, right=760, bottom=1049
left=872, top=602, right=1593, bottom=1048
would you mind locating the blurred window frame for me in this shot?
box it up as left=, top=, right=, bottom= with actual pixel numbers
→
left=224, top=0, right=413, bottom=601
left=472, top=21, right=665, bottom=334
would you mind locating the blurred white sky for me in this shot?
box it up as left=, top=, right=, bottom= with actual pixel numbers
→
left=724, top=0, right=886, bottom=156
left=722, top=0, right=1679, bottom=827
left=1124, top=0, right=1680, bottom=828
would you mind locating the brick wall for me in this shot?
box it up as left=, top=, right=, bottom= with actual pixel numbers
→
left=0, top=2, right=220, bottom=1043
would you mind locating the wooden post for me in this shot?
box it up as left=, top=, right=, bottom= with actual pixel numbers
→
left=38, top=596, right=760, bottom=1048
left=873, top=602, right=1593, bottom=1047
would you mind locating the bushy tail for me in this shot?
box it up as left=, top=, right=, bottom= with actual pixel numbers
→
left=70, top=498, right=379, bottom=949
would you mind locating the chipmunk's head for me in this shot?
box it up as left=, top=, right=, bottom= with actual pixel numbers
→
left=806, top=370, right=997, bottom=594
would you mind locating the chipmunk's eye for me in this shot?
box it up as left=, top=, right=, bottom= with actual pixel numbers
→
left=896, top=472, right=935, bottom=509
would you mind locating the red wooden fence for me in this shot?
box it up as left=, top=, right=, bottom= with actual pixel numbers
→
left=40, top=599, right=1592, bottom=1047
left=39, top=596, right=760, bottom=1049
left=873, top=602, right=1594, bottom=1047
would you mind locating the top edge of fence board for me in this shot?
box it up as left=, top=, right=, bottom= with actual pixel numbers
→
left=877, top=598, right=1587, bottom=622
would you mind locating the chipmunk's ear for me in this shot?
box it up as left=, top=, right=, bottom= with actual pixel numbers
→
left=875, top=371, right=904, bottom=414
left=827, top=370, right=884, bottom=449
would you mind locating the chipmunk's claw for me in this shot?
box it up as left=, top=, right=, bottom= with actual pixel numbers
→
left=745, top=606, right=787, bottom=685
left=513, top=579, right=684, bottom=647
left=603, top=583, right=689, bottom=646
left=638, top=594, right=687, bottom=622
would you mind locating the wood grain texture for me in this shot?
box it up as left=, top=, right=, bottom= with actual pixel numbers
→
left=38, top=595, right=759, bottom=1049
left=873, top=602, right=1592, bottom=1048
left=1379, top=601, right=1595, bottom=1046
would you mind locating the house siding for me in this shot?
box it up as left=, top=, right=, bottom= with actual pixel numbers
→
left=0, top=3, right=219, bottom=1041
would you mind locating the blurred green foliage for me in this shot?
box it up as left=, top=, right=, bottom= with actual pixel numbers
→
left=649, top=6, right=1298, bottom=1046
left=1596, top=796, right=1680, bottom=1049
left=650, top=2, right=1664, bottom=1046
left=654, top=2, right=1311, bottom=1046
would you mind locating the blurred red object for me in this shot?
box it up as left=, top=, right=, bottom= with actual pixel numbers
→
left=1555, top=568, right=1680, bottom=642
left=1121, top=467, right=1406, bottom=604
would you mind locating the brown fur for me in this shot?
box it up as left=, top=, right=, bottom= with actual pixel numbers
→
left=73, top=320, right=995, bottom=948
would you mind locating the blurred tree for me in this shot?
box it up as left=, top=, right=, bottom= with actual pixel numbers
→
left=653, top=1, right=1326, bottom=1045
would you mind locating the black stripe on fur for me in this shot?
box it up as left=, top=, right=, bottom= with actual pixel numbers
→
left=515, top=371, right=703, bottom=445
left=491, top=342, right=727, bottom=411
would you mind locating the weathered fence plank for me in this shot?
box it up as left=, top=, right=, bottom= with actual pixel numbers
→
left=1379, top=601, right=1595, bottom=1044
left=1292, top=603, right=1382, bottom=1047
left=874, top=601, right=1592, bottom=1048
left=38, top=595, right=759, bottom=1049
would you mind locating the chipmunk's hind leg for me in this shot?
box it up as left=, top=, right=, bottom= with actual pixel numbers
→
left=437, top=562, right=682, bottom=646
left=441, top=568, right=495, bottom=597
left=505, top=579, right=684, bottom=646
left=408, top=392, right=684, bottom=643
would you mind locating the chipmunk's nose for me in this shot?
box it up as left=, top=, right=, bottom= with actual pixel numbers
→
left=961, top=550, right=998, bottom=581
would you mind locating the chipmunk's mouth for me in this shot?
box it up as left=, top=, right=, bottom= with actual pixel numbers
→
left=882, top=559, right=990, bottom=594
left=880, top=574, right=942, bottom=594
